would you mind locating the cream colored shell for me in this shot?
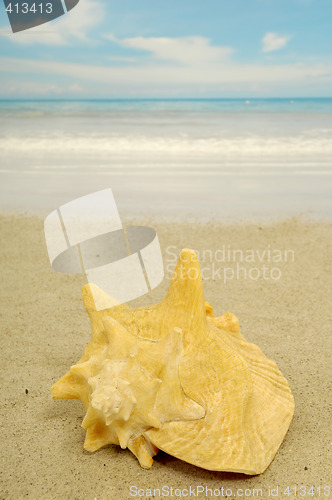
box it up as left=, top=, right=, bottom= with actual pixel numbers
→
left=52, top=248, right=294, bottom=474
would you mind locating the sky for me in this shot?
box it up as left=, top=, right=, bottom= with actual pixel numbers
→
left=0, top=0, right=331, bottom=98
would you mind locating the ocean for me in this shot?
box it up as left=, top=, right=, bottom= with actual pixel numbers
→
left=0, top=98, right=331, bottom=218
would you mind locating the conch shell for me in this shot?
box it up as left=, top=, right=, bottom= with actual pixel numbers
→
left=52, top=249, right=294, bottom=474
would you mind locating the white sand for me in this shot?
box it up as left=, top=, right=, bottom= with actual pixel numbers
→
left=0, top=214, right=331, bottom=499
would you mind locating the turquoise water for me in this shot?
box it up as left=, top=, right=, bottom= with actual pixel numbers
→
left=1, top=97, right=332, bottom=115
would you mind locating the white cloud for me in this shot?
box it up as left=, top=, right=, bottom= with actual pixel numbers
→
left=0, top=0, right=103, bottom=45
left=3, top=80, right=84, bottom=95
left=1, top=55, right=331, bottom=95
left=106, top=35, right=233, bottom=65
left=262, top=32, right=290, bottom=53
left=107, top=56, right=137, bottom=63
left=0, top=35, right=331, bottom=97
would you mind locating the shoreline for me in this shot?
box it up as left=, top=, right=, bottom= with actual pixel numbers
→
left=1, top=207, right=331, bottom=224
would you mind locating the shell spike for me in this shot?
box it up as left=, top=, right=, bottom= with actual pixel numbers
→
left=165, top=248, right=207, bottom=338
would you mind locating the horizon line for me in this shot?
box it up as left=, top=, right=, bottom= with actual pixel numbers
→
left=1, top=96, right=332, bottom=101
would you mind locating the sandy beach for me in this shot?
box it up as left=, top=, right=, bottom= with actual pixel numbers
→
left=0, top=212, right=331, bottom=499
left=1, top=0, right=332, bottom=494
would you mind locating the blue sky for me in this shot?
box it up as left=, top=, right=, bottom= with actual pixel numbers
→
left=0, top=0, right=331, bottom=98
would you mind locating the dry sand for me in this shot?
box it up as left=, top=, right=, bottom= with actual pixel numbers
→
left=0, top=213, right=331, bottom=500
